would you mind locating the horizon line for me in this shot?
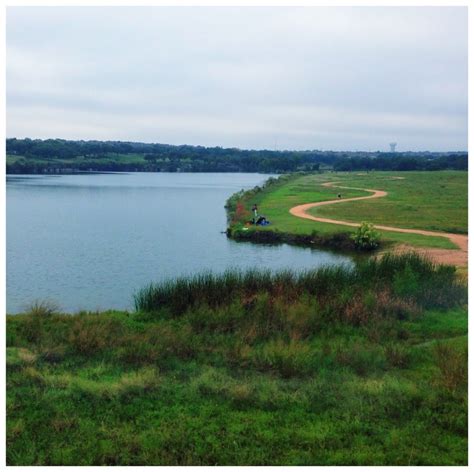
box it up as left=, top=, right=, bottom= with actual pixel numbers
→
left=5, top=137, right=468, bottom=154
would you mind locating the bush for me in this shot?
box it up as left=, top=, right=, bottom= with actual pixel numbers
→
left=117, top=334, right=159, bottom=365
left=17, top=300, right=61, bottom=345
left=335, top=342, right=385, bottom=376
left=433, top=342, right=467, bottom=394
left=25, top=300, right=61, bottom=317
left=351, top=222, right=381, bottom=250
left=68, top=316, right=124, bottom=356
left=384, top=343, right=411, bottom=368
left=40, top=345, right=67, bottom=364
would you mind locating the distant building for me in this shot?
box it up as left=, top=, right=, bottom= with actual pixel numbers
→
left=389, top=142, right=397, bottom=153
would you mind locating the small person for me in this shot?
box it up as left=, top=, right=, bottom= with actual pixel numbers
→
left=251, top=203, right=258, bottom=219
left=338, top=193, right=342, bottom=199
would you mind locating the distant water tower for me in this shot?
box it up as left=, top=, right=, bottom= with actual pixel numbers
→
left=389, top=142, right=397, bottom=153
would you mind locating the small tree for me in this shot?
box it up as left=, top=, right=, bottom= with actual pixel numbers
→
left=352, top=222, right=381, bottom=250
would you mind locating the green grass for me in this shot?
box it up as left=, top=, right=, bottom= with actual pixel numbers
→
left=228, top=171, right=467, bottom=250
left=6, top=253, right=467, bottom=465
left=311, top=172, right=467, bottom=234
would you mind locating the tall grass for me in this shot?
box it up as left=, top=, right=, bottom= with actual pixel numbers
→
left=134, top=266, right=352, bottom=314
left=134, top=253, right=466, bottom=315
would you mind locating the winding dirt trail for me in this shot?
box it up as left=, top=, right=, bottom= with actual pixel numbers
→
left=289, top=182, right=467, bottom=267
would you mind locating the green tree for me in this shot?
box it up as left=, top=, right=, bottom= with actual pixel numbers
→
left=351, top=222, right=381, bottom=250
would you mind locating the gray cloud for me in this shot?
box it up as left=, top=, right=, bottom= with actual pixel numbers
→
left=7, top=6, right=467, bottom=151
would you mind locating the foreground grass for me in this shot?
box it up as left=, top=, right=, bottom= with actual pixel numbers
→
left=7, top=254, right=467, bottom=465
left=227, top=171, right=467, bottom=249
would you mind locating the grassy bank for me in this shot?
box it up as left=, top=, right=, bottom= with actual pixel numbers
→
left=226, top=171, right=467, bottom=250
left=7, top=253, right=467, bottom=465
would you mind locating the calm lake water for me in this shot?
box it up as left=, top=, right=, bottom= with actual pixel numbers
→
left=7, top=173, right=354, bottom=313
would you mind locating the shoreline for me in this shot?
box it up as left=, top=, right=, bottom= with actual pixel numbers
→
left=226, top=173, right=467, bottom=268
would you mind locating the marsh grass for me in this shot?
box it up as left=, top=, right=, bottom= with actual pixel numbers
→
left=135, top=253, right=465, bottom=316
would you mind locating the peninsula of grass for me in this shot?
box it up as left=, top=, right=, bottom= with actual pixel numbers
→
left=6, top=253, right=467, bottom=465
left=226, top=171, right=467, bottom=250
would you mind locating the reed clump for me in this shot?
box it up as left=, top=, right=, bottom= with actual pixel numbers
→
left=134, top=253, right=465, bottom=316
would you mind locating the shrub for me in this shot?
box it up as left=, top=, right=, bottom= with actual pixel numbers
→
left=351, top=222, right=381, bottom=250
left=374, top=289, right=420, bottom=320
left=22, top=313, right=44, bottom=345
left=335, top=342, right=385, bottom=376
left=384, top=343, right=411, bottom=369
left=17, top=301, right=61, bottom=345
left=68, top=316, right=124, bottom=356
left=341, top=295, right=370, bottom=326
left=139, top=322, right=199, bottom=364
left=116, top=322, right=198, bottom=366
left=233, top=201, right=251, bottom=224
left=25, top=300, right=60, bottom=317
left=39, top=345, right=67, bottom=364
left=433, top=342, right=467, bottom=394
left=116, top=334, right=159, bottom=365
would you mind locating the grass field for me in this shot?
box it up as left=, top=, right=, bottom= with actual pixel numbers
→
left=6, top=254, right=468, bottom=465
left=229, top=171, right=467, bottom=250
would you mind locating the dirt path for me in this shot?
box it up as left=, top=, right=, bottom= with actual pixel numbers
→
left=289, top=182, right=467, bottom=267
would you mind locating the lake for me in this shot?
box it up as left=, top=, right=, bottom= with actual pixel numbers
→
left=6, top=172, right=354, bottom=313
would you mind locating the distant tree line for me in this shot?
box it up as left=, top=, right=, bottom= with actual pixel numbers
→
left=332, top=154, right=467, bottom=172
left=6, top=138, right=467, bottom=174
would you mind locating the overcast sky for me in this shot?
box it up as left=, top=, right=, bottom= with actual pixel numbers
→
left=6, top=7, right=467, bottom=151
